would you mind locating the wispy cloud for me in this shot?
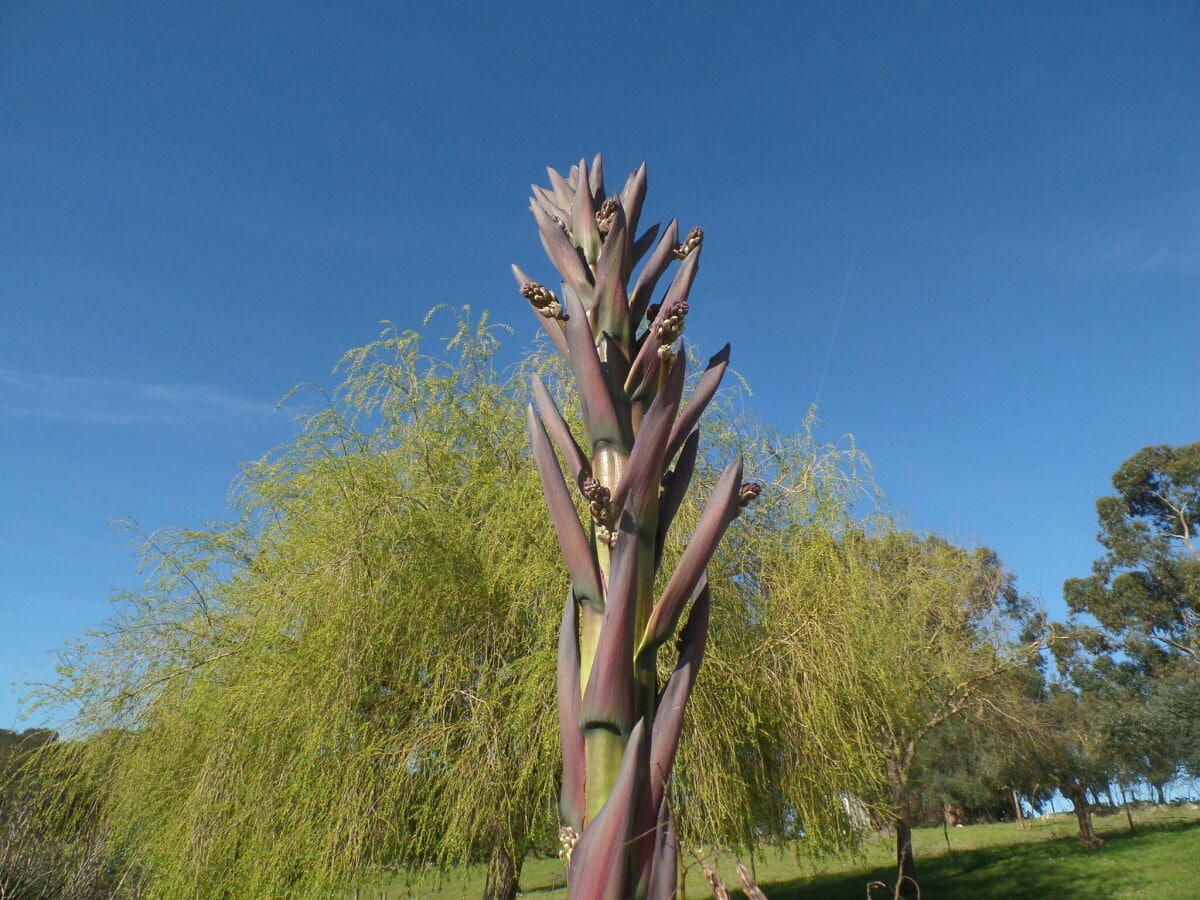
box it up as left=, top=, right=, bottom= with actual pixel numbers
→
left=1065, top=231, right=1200, bottom=278
left=0, top=369, right=279, bottom=426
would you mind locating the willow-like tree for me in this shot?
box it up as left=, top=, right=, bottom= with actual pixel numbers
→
left=795, top=533, right=1045, bottom=899
left=24, top=305, right=889, bottom=898
left=26, top=313, right=567, bottom=898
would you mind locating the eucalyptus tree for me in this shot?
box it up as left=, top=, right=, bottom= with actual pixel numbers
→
left=1065, top=441, right=1200, bottom=667
left=1061, top=442, right=1200, bottom=819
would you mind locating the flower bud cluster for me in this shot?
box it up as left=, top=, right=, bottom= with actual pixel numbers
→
left=582, top=477, right=614, bottom=526
left=674, top=226, right=704, bottom=259
left=520, top=281, right=566, bottom=320
left=558, top=826, right=580, bottom=863
left=595, top=197, right=618, bottom=235
left=738, top=482, right=762, bottom=508
left=654, top=299, right=689, bottom=343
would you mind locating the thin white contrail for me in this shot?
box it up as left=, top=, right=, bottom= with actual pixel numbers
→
left=814, top=245, right=858, bottom=408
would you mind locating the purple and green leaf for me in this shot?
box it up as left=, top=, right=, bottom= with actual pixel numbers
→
left=571, top=158, right=603, bottom=268
left=558, top=589, right=586, bottom=831
left=532, top=202, right=594, bottom=307
left=609, top=349, right=686, bottom=519
left=649, top=581, right=711, bottom=814
left=638, top=455, right=743, bottom=658
left=665, top=343, right=729, bottom=464
left=531, top=377, right=589, bottom=487
left=579, top=510, right=640, bottom=735
left=568, top=719, right=647, bottom=900
left=562, top=286, right=622, bottom=448
left=511, top=264, right=570, bottom=358
left=629, top=219, right=680, bottom=325
left=593, top=200, right=630, bottom=341
left=656, top=429, right=700, bottom=568
left=527, top=404, right=604, bottom=610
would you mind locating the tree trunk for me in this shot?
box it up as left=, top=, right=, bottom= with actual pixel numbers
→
left=893, top=820, right=918, bottom=900
left=1063, top=786, right=1103, bottom=849
left=1153, top=782, right=1167, bottom=806
left=1119, top=784, right=1135, bottom=833
left=1011, top=789, right=1026, bottom=830
left=483, top=845, right=521, bottom=900
left=886, top=754, right=919, bottom=899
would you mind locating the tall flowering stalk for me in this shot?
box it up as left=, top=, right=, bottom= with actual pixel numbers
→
left=515, top=156, right=754, bottom=899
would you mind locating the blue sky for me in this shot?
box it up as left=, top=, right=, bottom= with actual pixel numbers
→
left=2, top=1, right=1197, bottom=729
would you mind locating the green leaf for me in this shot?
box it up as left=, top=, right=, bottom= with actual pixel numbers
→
left=568, top=719, right=647, bottom=900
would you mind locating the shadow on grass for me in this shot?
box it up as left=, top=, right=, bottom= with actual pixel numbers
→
left=763, top=817, right=1200, bottom=900
left=518, top=879, right=567, bottom=895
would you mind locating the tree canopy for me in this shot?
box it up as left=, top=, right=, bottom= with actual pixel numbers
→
left=15, top=294, right=1074, bottom=900
left=28, top=311, right=566, bottom=896
left=813, top=532, right=1045, bottom=896
left=23, top=310, right=900, bottom=898
left=1065, top=442, right=1200, bottom=667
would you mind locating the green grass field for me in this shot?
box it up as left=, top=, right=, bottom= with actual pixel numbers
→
left=367, top=804, right=1200, bottom=899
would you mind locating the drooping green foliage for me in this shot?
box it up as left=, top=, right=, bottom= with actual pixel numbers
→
left=28, top=311, right=567, bottom=897
left=23, top=306, right=897, bottom=897
left=671, top=412, right=892, bottom=857
left=804, top=533, right=1046, bottom=896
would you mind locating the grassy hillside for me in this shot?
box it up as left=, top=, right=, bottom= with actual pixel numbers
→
left=367, top=803, right=1200, bottom=898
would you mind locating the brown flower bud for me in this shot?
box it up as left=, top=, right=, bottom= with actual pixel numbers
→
left=673, top=226, right=704, bottom=259
left=582, top=477, right=614, bottom=528
left=654, top=299, right=690, bottom=343
left=581, top=477, right=609, bottom=504
left=520, top=281, right=566, bottom=320
left=738, top=482, right=762, bottom=508
left=595, top=197, right=618, bottom=235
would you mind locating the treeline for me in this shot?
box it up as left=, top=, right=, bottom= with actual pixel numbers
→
left=3, top=312, right=1196, bottom=898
